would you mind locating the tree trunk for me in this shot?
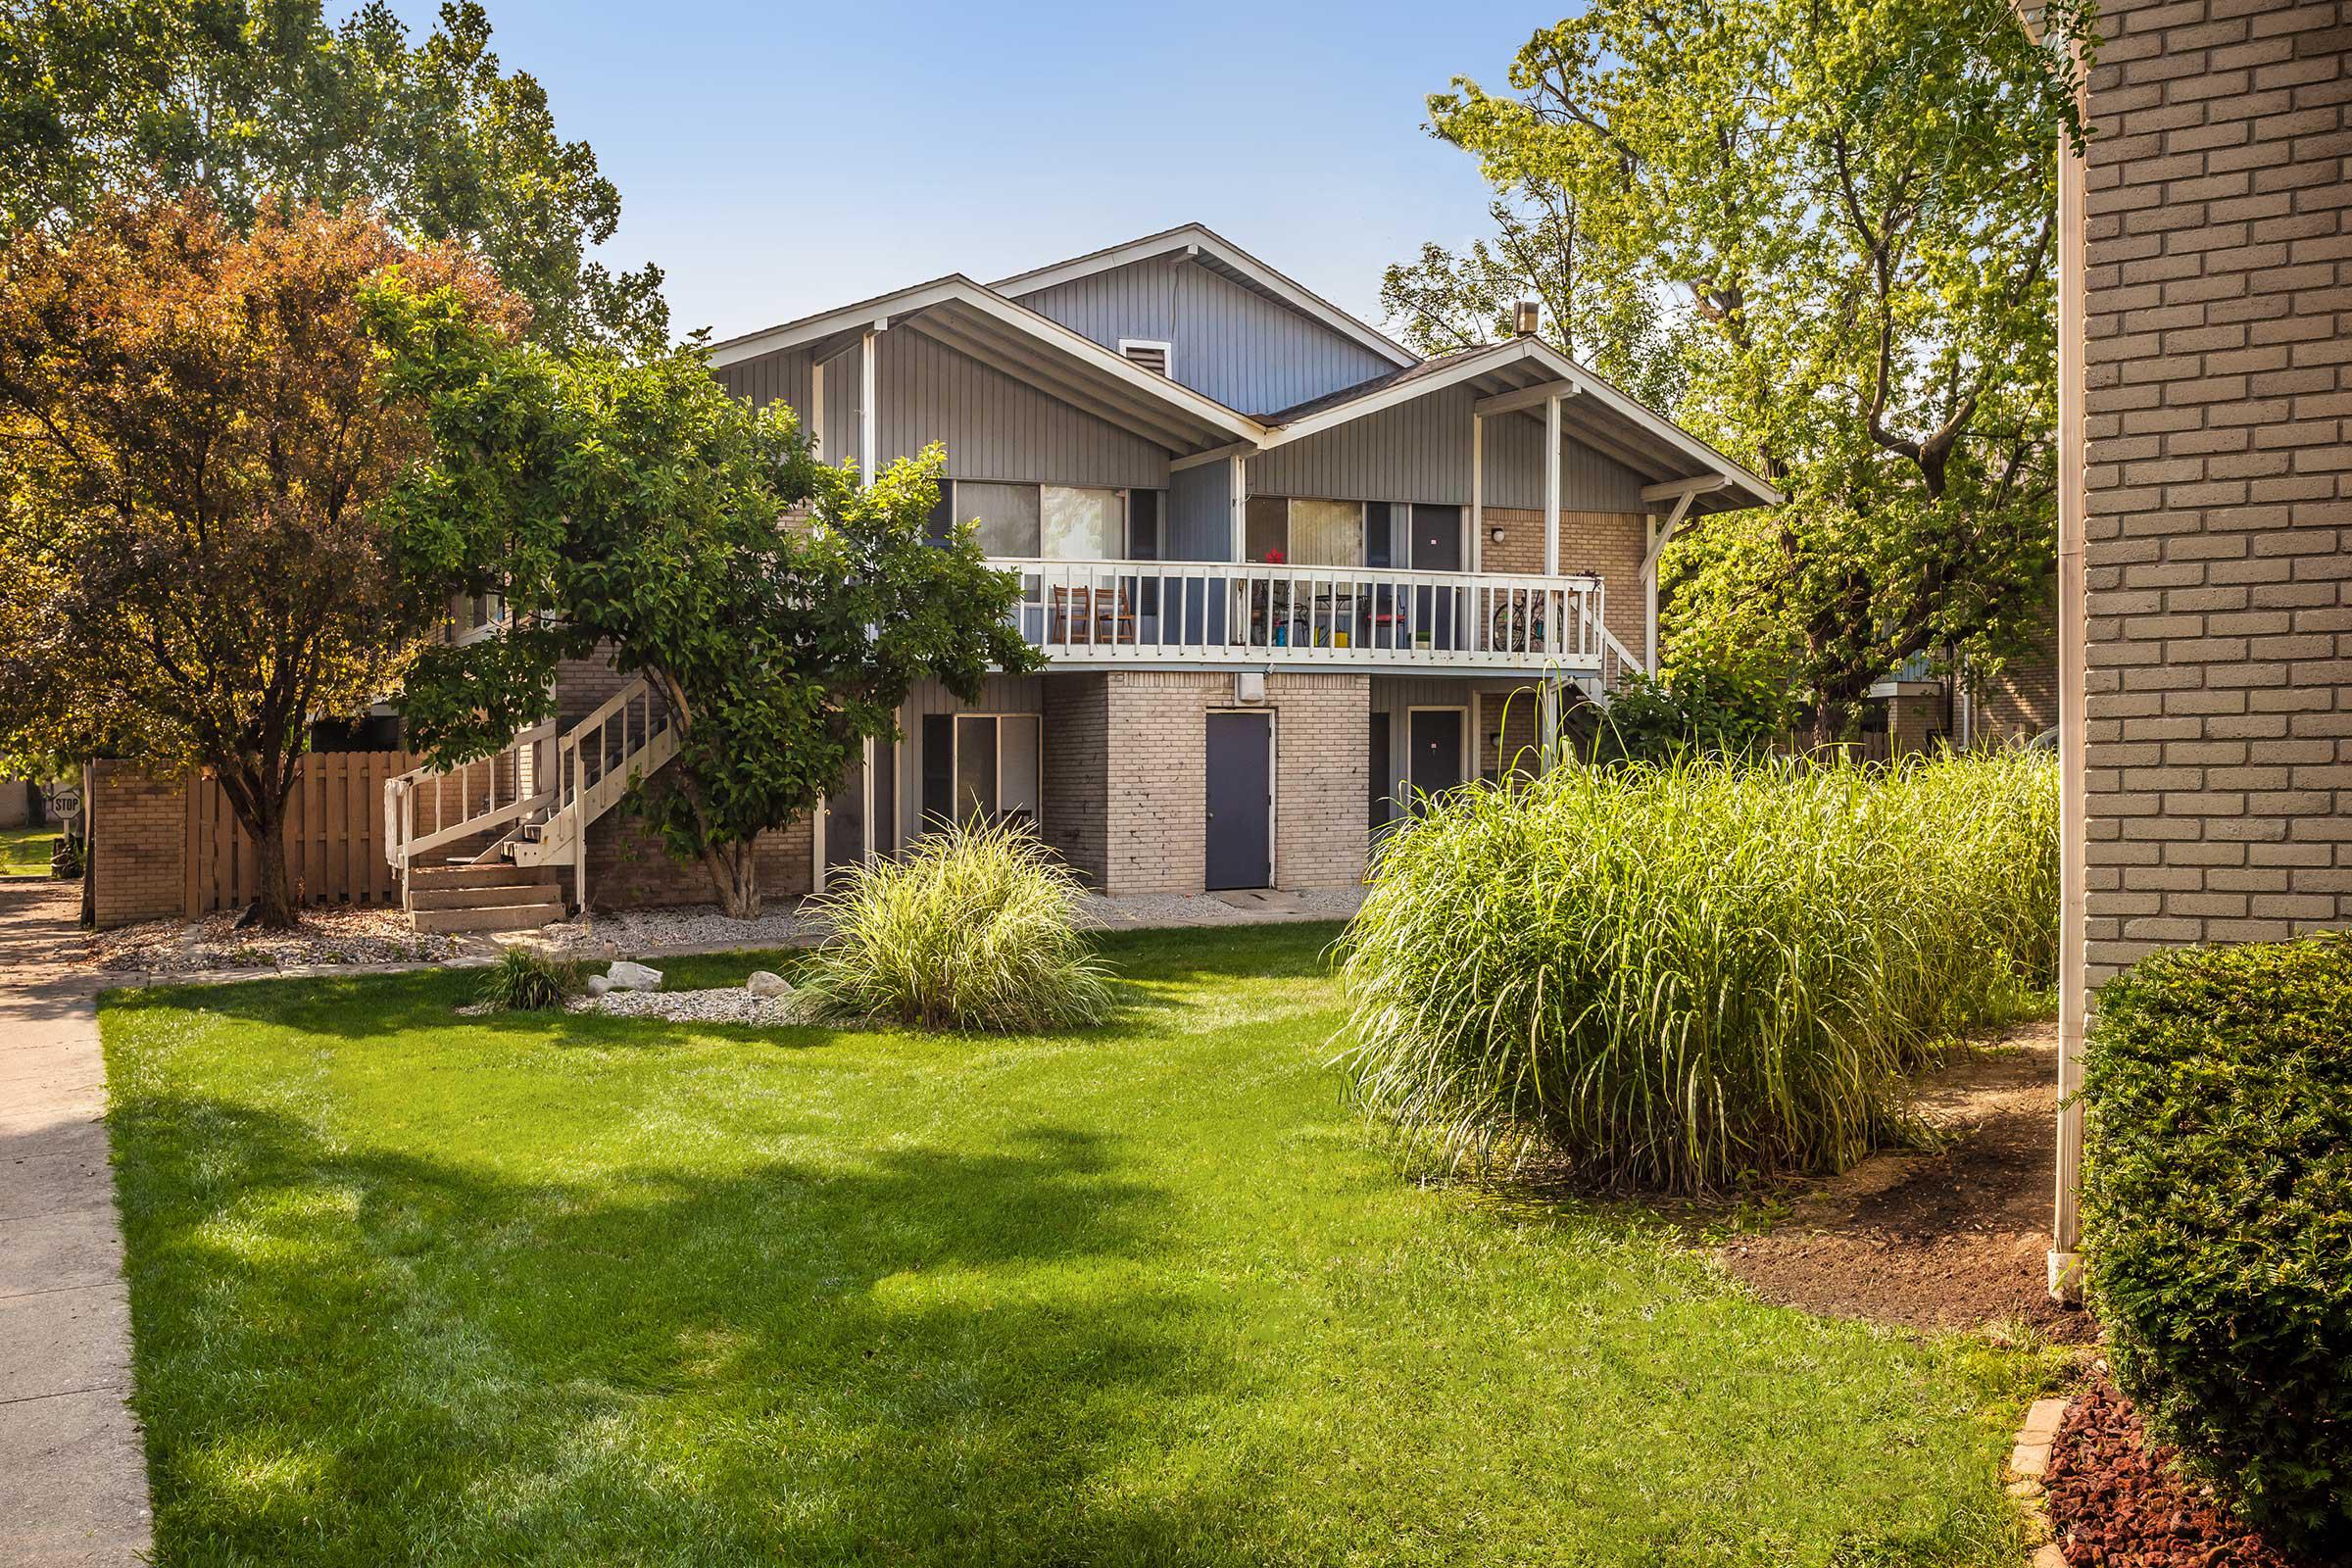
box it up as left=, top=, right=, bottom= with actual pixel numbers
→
left=705, top=839, right=761, bottom=921
left=217, top=768, right=298, bottom=929
left=248, top=811, right=298, bottom=929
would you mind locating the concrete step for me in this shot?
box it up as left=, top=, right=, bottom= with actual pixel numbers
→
left=409, top=881, right=564, bottom=911
left=411, top=901, right=565, bottom=935
left=409, top=862, right=560, bottom=891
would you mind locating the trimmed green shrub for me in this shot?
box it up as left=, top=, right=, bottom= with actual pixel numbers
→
left=803, top=817, right=1110, bottom=1032
left=2082, top=931, right=2352, bottom=1554
left=1336, top=747, right=2057, bottom=1192
left=477, top=948, right=586, bottom=1012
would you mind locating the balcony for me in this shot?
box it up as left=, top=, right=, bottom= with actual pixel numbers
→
left=994, top=558, right=1611, bottom=673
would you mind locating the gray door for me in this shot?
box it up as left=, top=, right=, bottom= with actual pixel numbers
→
left=1205, top=712, right=1272, bottom=890
left=1409, top=710, right=1464, bottom=804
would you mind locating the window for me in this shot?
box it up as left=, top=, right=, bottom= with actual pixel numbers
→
left=1246, top=497, right=1367, bottom=566
left=1041, top=486, right=1121, bottom=560
left=958, top=482, right=1043, bottom=557
left=931, top=481, right=1150, bottom=560
left=920, top=712, right=1043, bottom=827
left=1118, top=339, right=1173, bottom=376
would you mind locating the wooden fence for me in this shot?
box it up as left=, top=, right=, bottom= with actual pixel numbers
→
left=185, top=752, right=416, bottom=916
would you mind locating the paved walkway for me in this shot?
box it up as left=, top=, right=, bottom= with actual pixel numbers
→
left=0, top=880, right=152, bottom=1566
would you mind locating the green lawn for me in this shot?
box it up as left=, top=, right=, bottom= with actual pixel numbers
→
left=2, top=822, right=57, bottom=875
left=101, top=925, right=2057, bottom=1566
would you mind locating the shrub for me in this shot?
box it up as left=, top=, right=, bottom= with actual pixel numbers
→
left=477, top=948, right=586, bottom=1012
left=803, top=817, right=1110, bottom=1032
left=1336, top=747, right=2057, bottom=1192
left=2082, top=931, right=2352, bottom=1554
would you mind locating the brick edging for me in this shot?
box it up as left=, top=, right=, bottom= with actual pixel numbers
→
left=2005, top=1394, right=2072, bottom=1568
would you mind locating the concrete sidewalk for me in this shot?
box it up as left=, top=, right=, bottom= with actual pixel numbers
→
left=0, top=879, right=151, bottom=1566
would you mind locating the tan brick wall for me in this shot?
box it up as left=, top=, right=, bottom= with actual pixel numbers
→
left=2080, top=0, right=2350, bottom=979
left=1041, top=675, right=1111, bottom=881
left=1974, top=621, right=2060, bottom=748
left=89, top=761, right=184, bottom=927
left=1062, top=671, right=1370, bottom=894
left=1482, top=507, right=1648, bottom=660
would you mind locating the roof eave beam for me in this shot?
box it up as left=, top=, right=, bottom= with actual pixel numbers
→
left=1474, top=378, right=1580, bottom=419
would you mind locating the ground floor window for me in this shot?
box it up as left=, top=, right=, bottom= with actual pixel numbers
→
left=920, top=712, right=1042, bottom=827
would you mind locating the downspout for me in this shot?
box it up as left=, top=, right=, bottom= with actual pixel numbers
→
left=2052, top=32, right=2090, bottom=1304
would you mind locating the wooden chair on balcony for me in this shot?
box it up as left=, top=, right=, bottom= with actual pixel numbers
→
left=1049, top=582, right=1135, bottom=646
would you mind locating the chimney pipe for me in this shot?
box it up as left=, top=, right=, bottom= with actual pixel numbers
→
left=1512, top=300, right=1540, bottom=337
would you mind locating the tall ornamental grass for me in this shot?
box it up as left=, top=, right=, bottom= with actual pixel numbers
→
left=1337, top=748, right=2057, bottom=1192
left=803, top=817, right=1111, bottom=1032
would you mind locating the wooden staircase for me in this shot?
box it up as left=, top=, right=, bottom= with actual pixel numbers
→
left=404, top=861, right=566, bottom=934
left=383, top=676, right=680, bottom=935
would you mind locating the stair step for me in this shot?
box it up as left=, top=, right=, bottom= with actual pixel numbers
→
left=411, top=901, right=565, bottom=935
left=409, top=862, right=561, bottom=890
left=410, top=881, right=565, bottom=911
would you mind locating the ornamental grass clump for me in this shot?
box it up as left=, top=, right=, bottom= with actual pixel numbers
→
left=1336, top=747, right=2057, bottom=1193
left=476, top=948, right=586, bottom=1012
left=803, top=817, right=1110, bottom=1032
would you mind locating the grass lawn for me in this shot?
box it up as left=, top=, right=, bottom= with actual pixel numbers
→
left=101, top=924, right=2060, bottom=1566
left=2, top=822, right=57, bottom=876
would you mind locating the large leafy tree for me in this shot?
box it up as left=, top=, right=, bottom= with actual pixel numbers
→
left=0, top=0, right=662, bottom=349
left=1390, top=0, right=2082, bottom=731
left=0, top=191, right=518, bottom=926
left=363, top=279, right=1043, bottom=919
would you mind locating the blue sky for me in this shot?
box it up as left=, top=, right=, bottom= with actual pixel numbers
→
left=380, top=0, right=1552, bottom=343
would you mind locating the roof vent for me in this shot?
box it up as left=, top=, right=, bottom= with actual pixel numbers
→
left=1512, top=301, right=1541, bottom=337
left=1118, top=338, right=1172, bottom=376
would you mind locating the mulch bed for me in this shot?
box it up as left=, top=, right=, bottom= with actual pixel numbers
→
left=2044, top=1376, right=2312, bottom=1568
left=1717, top=1022, right=2096, bottom=1342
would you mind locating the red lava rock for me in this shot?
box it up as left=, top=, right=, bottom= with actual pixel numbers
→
left=2044, top=1376, right=2313, bottom=1568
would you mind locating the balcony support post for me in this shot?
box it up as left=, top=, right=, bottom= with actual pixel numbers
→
left=1543, top=394, right=1561, bottom=578
left=1470, top=414, right=1485, bottom=573
left=858, top=327, right=878, bottom=488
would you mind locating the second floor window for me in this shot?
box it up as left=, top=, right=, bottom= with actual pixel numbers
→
left=934, top=481, right=1143, bottom=560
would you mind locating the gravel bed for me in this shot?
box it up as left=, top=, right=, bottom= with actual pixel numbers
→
left=86, top=906, right=464, bottom=973
left=538, top=890, right=1363, bottom=956
left=564, top=987, right=814, bottom=1026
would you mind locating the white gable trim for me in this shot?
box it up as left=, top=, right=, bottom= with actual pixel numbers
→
left=990, top=223, right=1418, bottom=370
left=709, top=275, right=1268, bottom=450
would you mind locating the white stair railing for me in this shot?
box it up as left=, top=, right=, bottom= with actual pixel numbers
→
left=510, top=677, right=683, bottom=868
left=383, top=721, right=557, bottom=873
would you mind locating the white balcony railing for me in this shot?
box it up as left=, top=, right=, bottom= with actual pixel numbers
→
left=991, top=558, right=1607, bottom=670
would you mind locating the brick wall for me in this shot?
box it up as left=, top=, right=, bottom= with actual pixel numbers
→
left=1974, top=624, right=2061, bottom=748
left=552, top=647, right=818, bottom=912
left=1482, top=507, right=1649, bottom=659
left=1041, top=675, right=1110, bottom=879
left=88, top=761, right=184, bottom=927
left=2080, top=0, right=2350, bottom=979
left=1047, top=671, right=1368, bottom=894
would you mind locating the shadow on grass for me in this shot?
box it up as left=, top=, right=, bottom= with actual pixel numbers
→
left=112, top=1089, right=1248, bottom=1562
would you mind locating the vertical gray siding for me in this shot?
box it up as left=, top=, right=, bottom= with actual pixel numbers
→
left=724, top=333, right=1168, bottom=490
left=1014, top=255, right=1396, bottom=418
left=1249, top=391, right=1651, bottom=514
left=1484, top=412, right=1649, bottom=512
left=878, top=329, right=1168, bottom=488
left=1166, top=461, right=1234, bottom=563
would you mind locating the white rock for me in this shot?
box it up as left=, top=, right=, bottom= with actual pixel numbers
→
left=746, top=970, right=793, bottom=999
left=606, top=960, right=663, bottom=991
left=585, top=974, right=613, bottom=996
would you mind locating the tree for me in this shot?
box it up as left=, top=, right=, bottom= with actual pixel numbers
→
left=0, top=0, right=662, bottom=349
left=0, top=191, right=519, bottom=927
left=1389, top=0, right=2085, bottom=733
left=362, top=278, right=1044, bottom=919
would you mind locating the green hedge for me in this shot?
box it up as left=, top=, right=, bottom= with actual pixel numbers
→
left=2082, top=930, right=2352, bottom=1554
